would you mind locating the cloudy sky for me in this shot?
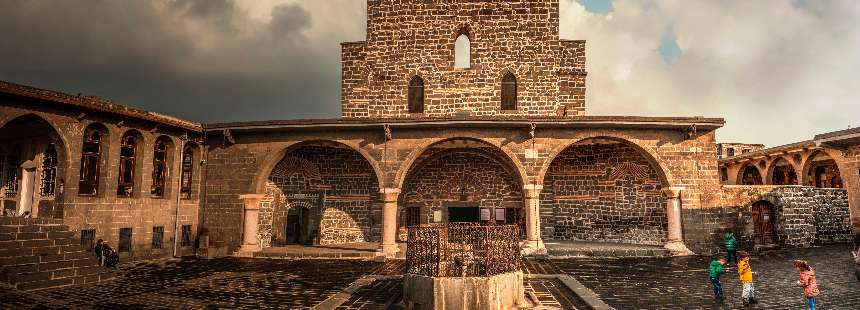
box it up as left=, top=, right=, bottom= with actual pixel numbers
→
left=0, top=0, right=857, bottom=147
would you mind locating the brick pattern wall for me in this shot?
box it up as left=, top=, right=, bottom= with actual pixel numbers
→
left=683, top=186, right=852, bottom=254
left=401, top=148, right=523, bottom=224
left=0, top=218, right=115, bottom=291
left=539, top=143, right=667, bottom=245
left=342, top=0, right=586, bottom=118
left=258, top=145, right=380, bottom=247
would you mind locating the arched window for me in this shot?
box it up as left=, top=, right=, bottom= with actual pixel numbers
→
left=117, top=131, right=140, bottom=197
left=40, top=144, right=58, bottom=197
left=4, top=146, right=20, bottom=198
left=180, top=144, right=195, bottom=199
left=408, top=76, right=424, bottom=114
left=151, top=137, right=171, bottom=198
left=79, top=124, right=106, bottom=196
left=501, top=72, right=517, bottom=110
left=454, top=34, right=471, bottom=69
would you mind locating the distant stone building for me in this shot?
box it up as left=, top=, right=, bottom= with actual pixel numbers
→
left=717, top=143, right=765, bottom=159
left=0, top=0, right=856, bottom=260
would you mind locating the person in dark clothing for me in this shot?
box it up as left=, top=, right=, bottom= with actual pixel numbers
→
left=102, top=243, right=119, bottom=271
left=853, top=233, right=860, bottom=282
left=94, top=239, right=105, bottom=266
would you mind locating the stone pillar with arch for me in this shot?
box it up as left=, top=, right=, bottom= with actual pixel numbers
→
left=239, top=194, right=265, bottom=254
left=522, top=184, right=545, bottom=255
left=662, top=187, right=693, bottom=255
left=379, top=188, right=400, bottom=258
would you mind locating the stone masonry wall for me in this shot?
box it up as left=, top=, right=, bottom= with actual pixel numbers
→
left=342, top=0, right=586, bottom=118
left=258, top=145, right=380, bottom=247
left=683, top=185, right=852, bottom=254
left=539, top=142, right=667, bottom=245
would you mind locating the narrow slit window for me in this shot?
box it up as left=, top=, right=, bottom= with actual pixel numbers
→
left=408, top=76, right=424, bottom=114
left=40, top=144, right=58, bottom=197
left=454, top=34, right=471, bottom=69
left=79, top=125, right=105, bottom=196
left=151, top=138, right=169, bottom=198
left=501, top=72, right=517, bottom=110
left=152, top=226, right=164, bottom=249
left=117, top=132, right=139, bottom=197
left=181, top=224, right=192, bottom=247
left=119, top=228, right=132, bottom=253
left=80, top=229, right=96, bottom=250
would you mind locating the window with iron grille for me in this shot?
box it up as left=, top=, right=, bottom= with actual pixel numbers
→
left=79, top=125, right=105, bottom=196
left=119, top=228, right=132, bottom=253
left=501, top=72, right=517, bottom=110
left=80, top=229, right=95, bottom=250
left=4, top=146, right=20, bottom=198
left=406, top=207, right=421, bottom=227
left=408, top=76, right=424, bottom=113
left=150, top=138, right=169, bottom=198
left=117, top=132, right=139, bottom=197
left=0, top=149, right=5, bottom=193
left=180, top=145, right=194, bottom=199
left=152, top=226, right=164, bottom=249
left=181, top=225, right=192, bottom=247
left=40, top=144, right=58, bottom=197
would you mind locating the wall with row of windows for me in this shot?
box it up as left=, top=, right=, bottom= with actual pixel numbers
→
left=406, top=72, right=518, bottom=114
left=80, top=224, right=194, bottom=255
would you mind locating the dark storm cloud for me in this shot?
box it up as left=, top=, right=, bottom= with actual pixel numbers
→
left=0, top=0, right=343, bottom=123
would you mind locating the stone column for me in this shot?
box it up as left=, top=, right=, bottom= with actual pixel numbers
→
left=239, top=194, right=264, bottom=254
left=379, top=188, right=400, bottom=259
left=522, top=184, right=545, bottom=255
left=662, top=187, right=693, bottom=256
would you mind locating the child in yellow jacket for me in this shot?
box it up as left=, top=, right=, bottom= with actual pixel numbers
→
left=738, top=252, right=757, bottom=305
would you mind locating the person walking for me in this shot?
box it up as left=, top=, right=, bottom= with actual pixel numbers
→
left=794, top=260, right=820, bottom=310
left=737, top=251, right=757, bottom=306
left=724, top=232, right=738, bottom=265
left=709, top=256, right=727, bottom=299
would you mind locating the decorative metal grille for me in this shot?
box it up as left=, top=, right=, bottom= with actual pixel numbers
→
left=152, top=226, right=164, bottom=249
left=4, top=146, right=20, bottom=198
left=180, top=145, right=194, bottom=199
left=119, top=228, right=132, bottom=252
left=40, top=144, right=58, bottom=197
left=406, top=223, right=521, bottom=277
left=80, top=229, right=95, bottom=249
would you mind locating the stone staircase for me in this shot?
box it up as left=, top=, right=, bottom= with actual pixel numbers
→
left=0, top=217, right=115, bottom=291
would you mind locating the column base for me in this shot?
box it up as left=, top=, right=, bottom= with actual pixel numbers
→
left=234, top=244, right=261, bottom=257
left=377, top=243, right=399, bottom=260
left=664, top=241, right=695, bottom=256
left=521, top=240, right=547, bottom=256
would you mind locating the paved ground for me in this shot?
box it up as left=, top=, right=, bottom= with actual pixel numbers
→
left=547, top=244, right=860, bottom=309
left=1, top=244, right=858, bottom=309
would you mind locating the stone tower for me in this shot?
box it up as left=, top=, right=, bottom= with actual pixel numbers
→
left=341, top=0, right=587, bottom=119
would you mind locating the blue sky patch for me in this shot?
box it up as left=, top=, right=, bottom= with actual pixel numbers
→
left=576, top=0, right=614, bottom=14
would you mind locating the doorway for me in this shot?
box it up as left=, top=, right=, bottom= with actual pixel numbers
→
left=285, top=206, right=310, bottom=245
left=751, top=201, right=776, bottom=246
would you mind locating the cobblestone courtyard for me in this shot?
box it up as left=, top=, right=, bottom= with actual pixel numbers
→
left=1, top=245, right=858, bottom=309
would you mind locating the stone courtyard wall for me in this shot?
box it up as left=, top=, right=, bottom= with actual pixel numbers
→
left=683, top=185, right=852, bottom=254
left=539, top=143, right=667, bottom=245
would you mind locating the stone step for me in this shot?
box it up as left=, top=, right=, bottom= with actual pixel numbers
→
left=546, top=247, right=671, bottom=258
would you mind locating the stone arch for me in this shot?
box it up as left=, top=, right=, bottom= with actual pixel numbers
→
left=0, top=113, right=71, bottom=173
left=765, top=156, right=798, bottom=185
left=737, top=163, right=764, bottom=185
left=537, top=135, right=672, bottom=188
left=800, top=149, right=844, bottom=188
left=257, top=140, right=383, bottom=247
left=454, top=25, right=472, bottom=69
left=394, top=137, right=528, bottom=190
left=253, top=140, right=384, bottom=196
left=538, top=136, right=670, bottom=245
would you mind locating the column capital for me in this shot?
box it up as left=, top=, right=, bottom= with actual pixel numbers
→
left=239, top=194, right=265, bottom=210
left=379, top=188, right=401, bottom=202
left=522, top=184, right=543, bottom=198
left=661, top=187, right=684, bottom=199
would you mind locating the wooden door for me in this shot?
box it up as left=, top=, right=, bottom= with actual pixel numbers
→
left=752, top=202, right=776, bottom=245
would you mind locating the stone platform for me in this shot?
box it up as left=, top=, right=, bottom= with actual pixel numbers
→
left=249, top=242, right=407, bottom=259
left=544, top=241, right=671, bottom=258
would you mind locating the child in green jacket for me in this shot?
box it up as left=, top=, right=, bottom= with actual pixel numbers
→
left=709, top=257, right=727, bottom=299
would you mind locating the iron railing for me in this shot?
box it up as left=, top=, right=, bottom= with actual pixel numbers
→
left=406, top=223, right=521, bottom=277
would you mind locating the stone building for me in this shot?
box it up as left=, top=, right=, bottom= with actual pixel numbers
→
left=0, top=82, right=203, bottom=260
left=0, top=0, right=856, bottom=261
left=716, top=143, right=765, bottom=159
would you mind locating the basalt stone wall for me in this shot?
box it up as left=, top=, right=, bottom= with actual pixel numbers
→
left=342, top=0, right=586, bottom=118
left=539, top=143, right=667, bottom=245
left=401, top=148, right=523, bottom=223
left=683, top=186, right=852, bottom=254
left=258, top=145, right=380, bottom=246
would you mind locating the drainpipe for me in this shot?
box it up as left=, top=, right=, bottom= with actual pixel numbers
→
left=173, top=133, right=187, bottom=258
